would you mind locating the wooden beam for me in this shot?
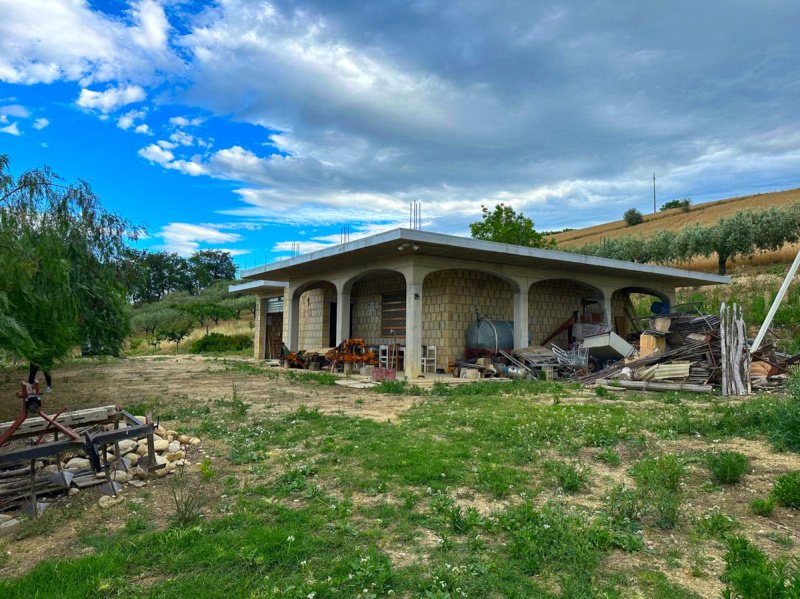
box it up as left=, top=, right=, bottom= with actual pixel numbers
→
left=0, top=405, right=118, bottom=440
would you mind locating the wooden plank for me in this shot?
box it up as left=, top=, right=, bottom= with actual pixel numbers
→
left=0, top=405, right=118, bottom=440
left=595, top=379, right=713, bottom=393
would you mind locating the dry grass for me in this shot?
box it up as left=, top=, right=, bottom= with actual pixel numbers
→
left=554, top=187, right=800, bottom=248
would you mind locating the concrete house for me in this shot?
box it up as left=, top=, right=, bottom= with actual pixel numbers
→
left=231, top=229, right=728, bottom=378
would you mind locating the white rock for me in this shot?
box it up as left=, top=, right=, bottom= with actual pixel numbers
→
left=189, top=437, right=201, bottom=445
left=153, top=439, right=169, bottom=453
left=0, top=514, right=13, bottom=524
left=167, top=429, right=179, bottom=439
left=178, top=434, right=191, bottom=444
left=128, top=479, right=146, bottom=488
left=167, top=441, right=180, bottom=454
left=155, top=426, right=168, bottom=438
left=65, top=457, right=90, bottom=471
left=126, top=453, right=140, bottom=467
left=112, top=470, right=131, bottom=483
left=136, top=444, right=148, bottom=457
left=41, top=464, right=59, bottom=475
left=98, top=494, right=124, bottom=509
left=0, top=518, right=21, bottom=535
left=118, top=439, right=137, bottom=453
left=68, top=488, right=80, bottom=496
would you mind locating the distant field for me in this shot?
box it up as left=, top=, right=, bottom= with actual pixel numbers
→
left=551, top=187, right=800, bottom=273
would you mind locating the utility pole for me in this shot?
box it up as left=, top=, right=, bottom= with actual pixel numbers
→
left=652, top=173, right=656, bottom=213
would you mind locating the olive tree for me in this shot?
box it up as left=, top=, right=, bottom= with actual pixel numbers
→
left=470, top=203, right=556, bottom=248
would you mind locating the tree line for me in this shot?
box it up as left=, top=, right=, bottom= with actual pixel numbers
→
left=567, top=204, right=800, bottom=274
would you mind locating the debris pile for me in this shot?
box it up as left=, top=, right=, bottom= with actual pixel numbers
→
left=0, top=386, right=200, bottom=530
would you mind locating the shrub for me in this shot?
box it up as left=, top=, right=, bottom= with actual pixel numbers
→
left=190, top=332, right=252, bottom=353
left=722, top=535, right=800, bottom=597
left=660, top=198, right=692, bottom=212
left=624, top=208, right=644, bottom=226
left=544, top=460, right=588, bottom=493
left=632, top=455, right=685, bottom=529
left=771, top=471, right=800, bottom=508
left=750, top=497, right=775, bottom=517
left=707, top=451, right=749, bottom=484
left=167, top=465, right=210, bottom=526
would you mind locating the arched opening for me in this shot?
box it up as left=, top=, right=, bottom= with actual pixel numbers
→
left=291, top=280, right=337, bottom=349
left=610, top=286, right=670, bottom=342
left=422, top=269, right=516, bottom=371
left=528, top=279, right=605, bottom=349
left=348, top=270, right=407, bottom=356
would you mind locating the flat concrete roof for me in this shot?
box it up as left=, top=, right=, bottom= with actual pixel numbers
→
left=228, top=279, right=287, bottom=297
left=241, top=228, right=729, bottom=287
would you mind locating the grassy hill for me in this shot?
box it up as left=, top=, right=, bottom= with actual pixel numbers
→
left=553, top=187, right=800, bottom=272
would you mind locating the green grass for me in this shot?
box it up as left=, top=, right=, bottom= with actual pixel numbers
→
left=771, top=471, right=800, bottom=508
left=707, top=451, right=749, bottom=484
left=5, top=375, right=800, bottom=597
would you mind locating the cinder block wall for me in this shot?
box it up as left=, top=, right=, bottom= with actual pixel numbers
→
left=297, top=285, right=336, bottom=349
left=351, top=275, right=406, bottom=347
left=528, top=280, right=604, bottom=348
left=422, top=270, right=514, bottom=368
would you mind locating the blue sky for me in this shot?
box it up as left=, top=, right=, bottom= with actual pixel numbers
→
left=2, top=1, right=800, bottom=268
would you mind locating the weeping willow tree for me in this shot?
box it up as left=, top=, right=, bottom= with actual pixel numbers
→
left=0, top=154, right=139, bottom=366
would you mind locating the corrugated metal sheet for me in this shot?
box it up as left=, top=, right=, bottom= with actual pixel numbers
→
left=266, top=297, right=284, bottom=314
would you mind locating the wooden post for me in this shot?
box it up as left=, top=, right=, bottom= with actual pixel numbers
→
left=720, top=302, right=750, bottom=396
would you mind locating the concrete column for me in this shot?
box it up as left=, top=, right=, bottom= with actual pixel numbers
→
left=335, top=288, right=351, bottom=345
left=254, top=297, right=267, bottom=360
left=404, top=281, right=423, bottom=379
left=513, top=290, right=529, bottom=349
left=602, top=293, right=613, bottom=328
left=285, top=291, right=300, bottom=351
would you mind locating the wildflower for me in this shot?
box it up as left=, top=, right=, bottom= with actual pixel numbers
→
left=287, top=535, right=295, bottom=542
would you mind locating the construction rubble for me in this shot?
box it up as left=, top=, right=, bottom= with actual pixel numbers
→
left=455, top=303, right=795, bottom=395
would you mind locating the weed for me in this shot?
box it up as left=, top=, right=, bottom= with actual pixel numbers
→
left=596, top=446, right=621, bottom=467
left=123, top=514, right=151, bottom=535
left=707, top=451, right=749, bottom=484
left=604, top=484, right=643, bottom=531
left=632, top=455, right=685, bottom=529
left=543, top=460, right=588, bottom=493
left=750, top=497, right=775, bottom=517
left=167, top=465, right=210, bottom=526
left=771, top=471, right=800, bottom=508
left=595, top=385, right=609, bottom=398
left=286, top=370, right=337, bottom=386
left=694, top=508, right=738, bottom=539
left=199, top=457, right=215, bottom=481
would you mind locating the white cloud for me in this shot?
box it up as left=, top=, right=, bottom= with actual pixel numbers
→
left=156, top=222, right=243, bottom=255
left=117, top=109, right=146, bottom=130
left=157, top=139, right=177, bottom=150
left=0, top=104, right=29, bottom=118
left=0, top=0, right=178, bottom=85
left=169, top=116, right=204, bottom=127
left=0, top=122, right=20, bottom=136
left=77, top=85, right=146, bottom=113
left=32, top=117, right=49, bottom=129
left=137, top=143, right=207, bottom=176
left=134, top=123, right=151, bottom=135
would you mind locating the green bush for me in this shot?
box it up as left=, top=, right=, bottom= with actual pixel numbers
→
left=632, top=455, right=685, bottom=529
left=189, top=332, right=252, bottom=353
left=722, top=535, right=800, bottom=598
left=707, top=451, right=749, bottom=484
left=623, top=208, right=644, bottom=226
left=694, top=508, right=737, bottom=539
left=771, top=471, right=800, bottom=508
left=750, top=497, right=775, bottom=517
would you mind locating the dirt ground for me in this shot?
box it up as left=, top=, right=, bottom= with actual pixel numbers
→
left=0, top=355, right=418, bottom=423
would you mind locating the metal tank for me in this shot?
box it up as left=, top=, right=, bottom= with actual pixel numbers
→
left=465, top=318, right=514, bottom=355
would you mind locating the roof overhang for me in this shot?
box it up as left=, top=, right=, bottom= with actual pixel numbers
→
left=241, top=228, right=729, bottom=288
left=228, top=280, right=287, bottom=297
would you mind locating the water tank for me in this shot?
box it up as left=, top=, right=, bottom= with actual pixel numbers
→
left=466, top=318, right=514, bottom=354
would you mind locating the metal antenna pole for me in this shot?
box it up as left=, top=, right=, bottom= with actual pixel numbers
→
left=752, top=248, right=800, bottom=352
left=653, top=173, right=656, bottom=213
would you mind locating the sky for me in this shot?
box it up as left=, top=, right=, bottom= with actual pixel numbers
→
left=1, top=0, right=800, bottom=268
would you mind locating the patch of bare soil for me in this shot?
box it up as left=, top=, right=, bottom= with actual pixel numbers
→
left=0, top=356, right=420, bottom=422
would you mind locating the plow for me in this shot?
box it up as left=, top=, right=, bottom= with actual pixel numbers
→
left=0, top=381, right=163, bottom=518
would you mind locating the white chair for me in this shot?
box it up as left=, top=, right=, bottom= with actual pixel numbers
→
left=421, top=345, right=437, bottom=374
left=378, top=344, right=389, bottom=368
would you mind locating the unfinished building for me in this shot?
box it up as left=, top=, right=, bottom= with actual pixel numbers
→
left=231, top=229, right=727, bottom=378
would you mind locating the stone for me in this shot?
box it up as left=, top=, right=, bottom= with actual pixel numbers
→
left=118, top=439, right=138, bottom=453
left=41, top=464, right=59, bottom=475
left=98, top=494, right=124, bottom=509
left=128, top=479, right=146, bottom=488
left=68, top=488, right=80, bottom=496
left=0, top=514, right=13, bottom=524
left=165, top=450, right=184, bottom=463
left=189, top=437, right=201, bottom=445
left=167, top=429, right=179, bottom=439
left=155, top=426, right=168, bottom=438
left=136, top=444, right=149, bottom=456
left=65, top=457, right=90, bottom=471
left=153, top=439, right=169, bottom=453
left=167, top=441, right=180, bottom=454
left=126, top=453, right=140, bottom=467
left=178, top=434, right=191, bottom=444
left=0, top=518, right=21, bottom=535
left=112, top=470, right=131, bottom=483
